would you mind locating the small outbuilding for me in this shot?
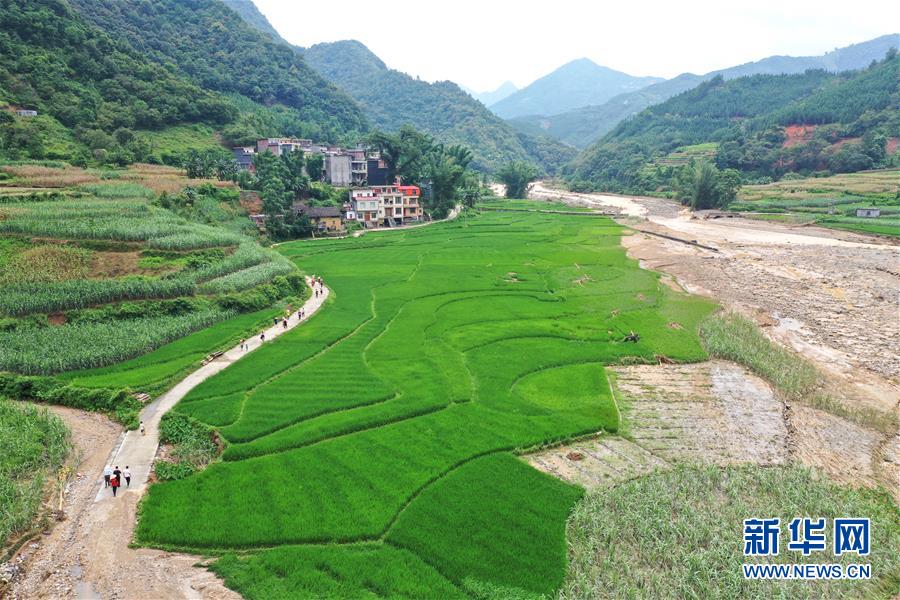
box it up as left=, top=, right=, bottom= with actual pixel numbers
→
left=856, top=207, right=880, bottom=218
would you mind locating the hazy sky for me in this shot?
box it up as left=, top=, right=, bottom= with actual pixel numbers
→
left=253, top=0, right=897, bottom=91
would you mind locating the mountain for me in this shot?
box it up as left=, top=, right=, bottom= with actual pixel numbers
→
left=0, top=0, right=237, bottom=162
left=466, top=82, right=518, bottom=106
left=515, top=34, right=899, bottom=149
left=508, top=73, right=705, bottom=148
left=567, top=53, right=900, bottom=192
left=68, top=0, right=367, bottom=144
left=489, top=59, right=663, bottom=119
left=301, top=41, right=575, bottom=172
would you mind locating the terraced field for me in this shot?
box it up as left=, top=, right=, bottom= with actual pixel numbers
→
left=730, top=169, right=900, bottom=237
left=0, top=163, right=303, bottom=377
left=136, top=209, right=716, bottom=597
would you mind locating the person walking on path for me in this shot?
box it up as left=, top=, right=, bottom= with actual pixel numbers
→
left=273, top=317, right=279, bottom=326
left=239, top=338, right=246, bottom=351
left=282, top=318, right=288, bottom=329
left=110, top=475, right=120, bottom=497
left=113, top=466, right=121, bottom=484
left=103, top=465, right=112, bottom=488
left=140, top=421, right=146, bottom=435
left=123, top=466, right=131, bottom=487
left=260, top=332, right=266, bottom=343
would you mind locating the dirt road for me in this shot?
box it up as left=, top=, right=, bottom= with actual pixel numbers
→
left=7, top=278, right=330, bottom=599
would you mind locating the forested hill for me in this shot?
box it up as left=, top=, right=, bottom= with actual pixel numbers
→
left=68, top=0, right=367, bottom=144
left=218, top=0, right=289, bottom=46
left=515, top=34, right=900, bottom=149
left=300, top=40, right=577, bottom=173
left=0, top=0, right=237, bottom=162
left=566, top=53, right=900, bottom=193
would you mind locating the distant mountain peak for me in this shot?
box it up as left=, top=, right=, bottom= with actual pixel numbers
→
left=467, top=81, right=518, bottom=106
left=490, top=61, right=663, bottom=118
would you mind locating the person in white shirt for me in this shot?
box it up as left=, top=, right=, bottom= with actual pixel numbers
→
left=103, top=465, right=112, bottom=488
left=123, top=466, right=132, bottom=487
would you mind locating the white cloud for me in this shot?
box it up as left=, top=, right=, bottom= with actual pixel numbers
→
left=253, top=0, right=898, bottom=91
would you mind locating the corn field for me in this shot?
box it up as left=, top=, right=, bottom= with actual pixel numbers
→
left=0, top=309, right=235, bottom=374
left=0, top=199, right=243, bottom=249
left=198, top=255, right=296, bottom=294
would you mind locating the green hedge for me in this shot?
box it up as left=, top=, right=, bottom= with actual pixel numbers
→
left=0, top=373, right=140, bottom=429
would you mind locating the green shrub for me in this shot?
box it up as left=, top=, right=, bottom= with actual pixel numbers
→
left=154, top=460, right=196, bottom=481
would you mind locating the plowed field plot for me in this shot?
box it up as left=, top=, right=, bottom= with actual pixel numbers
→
left=136, top=210, right=716, bottom=598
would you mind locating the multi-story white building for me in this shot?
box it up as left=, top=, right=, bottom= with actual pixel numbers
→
left=349, top=185, right=422, bottom=227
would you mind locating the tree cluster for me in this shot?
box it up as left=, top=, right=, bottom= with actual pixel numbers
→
left=676, top=161, right=742, bottom=210
left=496, top=162, right=540, bottom=199
left=0, top=0, right=234, bottom=164
left=366, top=126, right=479, bottom=217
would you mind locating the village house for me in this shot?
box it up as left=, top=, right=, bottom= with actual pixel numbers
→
left=235, top=138, right=393, bottom=190
left=324, top=153, right=352, bottom=186
left=350, top=149, right=368, bottom=185
left=14, top=109, right=37, bottom=117
left=349, top=185, right=422, bottom=227
left=233, top=147, right=256, bottom=172
left=349, top=188, right=383, bottom=226
left=256, top=137, right=311, bottom=156
left=856, top=207, right=881, bottom=218
left=292, top=202, right=344, bottom=233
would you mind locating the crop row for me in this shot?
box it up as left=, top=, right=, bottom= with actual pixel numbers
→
left=0, top=276, right=197, bottom=316
left=1, top=249, right=297, bottom=317
left=0, top=199, right=243, bottom=249
left=198, top=254, right=295, bottom=294
left=0, top=309, right=234, bottom=374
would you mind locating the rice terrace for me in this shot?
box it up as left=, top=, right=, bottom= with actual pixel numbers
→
left=135, top=209, right=714, bottom=595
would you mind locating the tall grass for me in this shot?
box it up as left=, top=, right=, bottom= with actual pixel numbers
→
left=0, top=398, right=70, bottom=547
left=700, top=312, right=819, bottom=401
left=561, top=464, right=900, bottom=599
left=79, top=182, right=154, bottom=199
left=0, top=244, right=93, bottom=284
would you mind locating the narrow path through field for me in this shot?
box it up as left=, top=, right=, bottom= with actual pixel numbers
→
left=8, top=276, right=330, bottom=599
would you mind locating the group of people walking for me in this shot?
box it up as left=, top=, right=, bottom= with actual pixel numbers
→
left=102, top=465, right=131, bottom=497
left=236, top=277, right=324, bottom=352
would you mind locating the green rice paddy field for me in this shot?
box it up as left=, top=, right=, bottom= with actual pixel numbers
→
left=136, top=209, right=716, bottom=597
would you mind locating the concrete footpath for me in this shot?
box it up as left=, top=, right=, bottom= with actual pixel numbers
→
left=94, top=276, right=330, bottom=501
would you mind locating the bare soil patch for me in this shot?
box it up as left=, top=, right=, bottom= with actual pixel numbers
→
left=528, top=361, right=788, bottom=485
